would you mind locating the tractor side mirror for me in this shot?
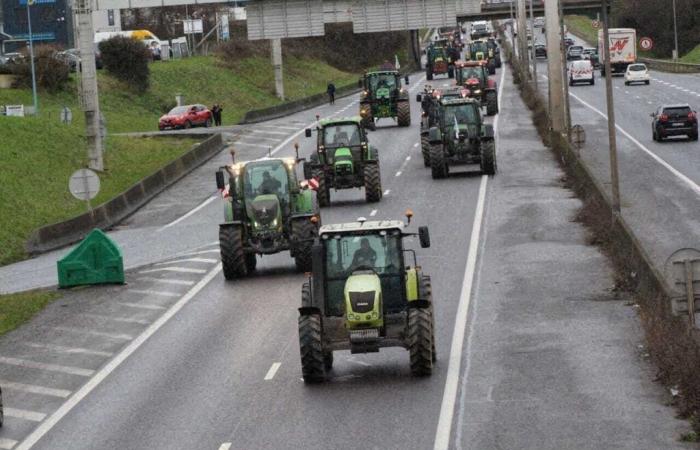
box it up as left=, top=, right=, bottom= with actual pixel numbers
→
left=215, top=170, right=225, bottom=190
left=357, top=78, right=363, bottom=88
left=405, top=75, right=409, bottom=84
left=416, top=94, right=422, bottom=103
left=649, top=113, right=655, bottom=117
left=305, top=129, right=312, bottom=138
left=418, top=226, right=431, bottom=248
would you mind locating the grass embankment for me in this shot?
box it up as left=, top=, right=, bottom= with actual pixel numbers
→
left=564, top=15, right=598, bottom=45
left=680, top=44, right=700, bottom=63
left=0, top=290, right=61, bottom=336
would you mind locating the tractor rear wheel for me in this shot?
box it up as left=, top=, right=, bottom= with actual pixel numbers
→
left=364, top=164, right=382, bottom=203
left=421, top=135, right=431, bottom=167
left=426, top=69, right=433, bottom=81
left=486, top=92, right=499, bottom=116
left=408, top=307, right=433, bottom=376
left=430, top=144, right=448, bottom=179
left=480, top=140, right=497, bottom=175
left=299, top=313, right=325, bottom=383
left=397, top=101, right=411, bottom=127
left=245, top=253, right=257, bottom=273
left=292, top=219, right=316, bottom=272
left=313, top=170, right=331, bottom=207
left=419, top=275, right=436, bottom=362
left=220, top=226, right=247, bottom=280
left=323, top=351, right=334, bottom=371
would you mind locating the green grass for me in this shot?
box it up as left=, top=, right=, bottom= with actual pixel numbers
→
left=0, top=290, right=60, bottom=336
left=564, top=15, right=598, bottom=45
left=680, top=44, right=700, bottom=64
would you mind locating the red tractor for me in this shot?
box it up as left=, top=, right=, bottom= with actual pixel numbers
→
left=454, top=60, right=498, bottom=116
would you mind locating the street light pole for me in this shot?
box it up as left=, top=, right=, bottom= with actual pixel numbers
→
left=672, top=0, right=679, bottom=61
left=529, top=0, right=537, bottom=90
left=26, top=0, right=38, bottom=114
left=601, top=0, right=621, bottom=214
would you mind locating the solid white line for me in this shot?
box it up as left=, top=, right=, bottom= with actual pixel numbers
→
left=54, top=327, right=133, bottom=342
left=154, top=257, right=217, bottom=266
left=569, top=92, right=700, bottom=196
left=139, top=267, right=207, bottom=274
left=136, top=277, right=195, bottom=286
left=383, top=189, right=391, bottom=196
left=5, top=408, right=46, bottom=423
left=176, top=249, right=221, bottom=257
left=130, top=289, right=181, bottom=298
left=81, top=314, right=150, bottom=326
left=0, top=356, right=94, bottom=377
left=157, top=195, right=217, bottom=232
left=0, top=438, right=18, bottom=449
left=218, top=444, right=232, bottom=450
left=369, top=209, right=378, bottom=217
left=16, top=264, right=223, bottom=450
left=117, top=302, right=167, bottom=311
left=24, top=342, right=113, bottom=358
left=264, top=362, right=282, bottom=381
left=0, top=380, right=71, bottom=398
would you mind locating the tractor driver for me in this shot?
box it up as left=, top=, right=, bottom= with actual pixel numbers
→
left=258, top=170, right=282, bottom=195
left=350, top=238, right=377, bottom=271
left=332, top=126, right=350, bottom=146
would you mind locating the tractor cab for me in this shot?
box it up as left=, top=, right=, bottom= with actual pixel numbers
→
left=456, top=61, right=488, bottom=89
left=362, top=71, right=402, bottom=101
left=317, top=119, right=366, bottom=169
left=438, top=97, right=482, bottom=142
left=359, top=70, right=411, bottom=129
left=468, top=40, right=489, bottom=61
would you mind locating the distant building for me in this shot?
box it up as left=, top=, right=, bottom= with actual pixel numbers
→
left=1, top=0, right=71, bottom=51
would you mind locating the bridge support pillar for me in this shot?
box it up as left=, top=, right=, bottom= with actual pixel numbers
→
left=516, top=0, right=529, bottom=71
left=272, top=38, right=284, bottom=101
left=544, top=0, right=565, bottom=133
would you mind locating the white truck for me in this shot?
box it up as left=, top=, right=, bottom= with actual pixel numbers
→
left=598, top=28, right=636, bottom=76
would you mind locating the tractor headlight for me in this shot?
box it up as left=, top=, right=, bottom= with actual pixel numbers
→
left=348, top=313, right=355, bottom=320
left=271, top=218, right=278, bottom=227
left=474, top=90, right=482, bottom=94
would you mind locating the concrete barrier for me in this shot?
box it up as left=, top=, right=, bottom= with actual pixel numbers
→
left=25, top=134, right=225, bottom=255
left=638, top=57, right=700, bottom=74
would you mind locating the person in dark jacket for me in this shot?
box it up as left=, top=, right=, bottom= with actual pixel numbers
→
left=327, top=82, right=336, bottom=105
left=211, top=104, right=223, bottom=126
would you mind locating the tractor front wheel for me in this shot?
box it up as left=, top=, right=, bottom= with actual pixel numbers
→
left=220, top=226, right=247, bottom=280
left=486, top=92, right=499, bottom=116
left=419, top=275, right=436, bottom=362
left=408, top=307, right=433, bottom=376
left=299, top=313, right=325, bottom=383
left=313, top=170, right=331, bottom=207
left=364, top=164, right=382, bottom=203
left=480, top=140, right=497, bottom=175
left=421, top=134, right=431, bottom=167
left=292, top=219, right=316, bottom=272
left=397, top=101, right=411, bottom=127
left=430, top=144, right=448, bottom=179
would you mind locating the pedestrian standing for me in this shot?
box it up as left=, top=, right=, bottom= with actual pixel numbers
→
left=327, top=82, right=336, bottom=105
left=212, top=104, right=223, bottom=126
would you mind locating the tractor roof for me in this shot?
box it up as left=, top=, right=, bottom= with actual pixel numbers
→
left=440, top=96, right=480, bottom=106
left=319, top=220, right=405, bottom=235
left=366, top=70, right=398, bottom=75
left=230, top=157, right=296, bottom=172
left=456, top=60, right=487, bottom=68
left=318, top=116, right=362, bottom=127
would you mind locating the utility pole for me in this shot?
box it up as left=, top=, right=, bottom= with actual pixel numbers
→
left=672, top=0, right=679, bottom=61
left=73, top=0, right=104, bottom=171
left=271, top=38, right=284, bottom=100
left=516, top=0, right=528, bottom=69
left=601, top=0, right=621, bottom=213
left=26, top=0, right=38, bottom=114
left=558, top=0, right=571, bottom=135
left=509, top=0, right=516, bottom=55
left=529, top=0, right=537, bottom=89
left=544, top=0, right=564, bottom=132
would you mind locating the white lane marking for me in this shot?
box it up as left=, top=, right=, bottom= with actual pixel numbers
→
left=154, top=257, right=217, bottom=266
left=16, top=264, right=223, bottom=450
left=369, top=209, right=378, bottom=217
left=117, top=302, right=167, bottom=311
left=218, top=444, right=232, bottom=450
left=250, top=129, right=289, bottom=135
left=136, top=277, right=195, bottom=286
left=157, top=195, right=217, bottom=232
left=635, top=96, right=640, bottom=99
left=647, top=101, right=653, bottom=104
left=237, top=135, right=280, bottom=142
left=395, top=171, right=402, bottom=177
left=24, top=343, right=113, bottom=358
left=229, top=142, right=273, bottom=149
left=264, top=362, right=282, bottom=381
left=383, top=189, right=391, bottom=196
left=177, top=249, right=220, bottom=257
left=130, top=289, right=181, bottom=298
left=0, top=439, right=18, bottom=449
left=5, top=408, right=46, bottom=423
left=54, top=327, right=134, bottom=342
left=258, top=124, right=298, bottom=131
left=81, top=314, right=150, bottom=326
left=413, top=142, right=419, bottom=148
left=434, top=63, right=503, bottom=450
left=406, top=155, right=412, bottom=161
left=0, top=380, right=71, bottom=398
left=569, top=92, right=700, bottom=196
left=614, top=86, right=620, bottom=89
left=139, top=267, right=207, bottom=274
left=0, top=356, right=94, bottom=377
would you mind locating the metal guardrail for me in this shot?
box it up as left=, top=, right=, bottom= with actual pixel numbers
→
left=638, top=57, right=700, bottom=74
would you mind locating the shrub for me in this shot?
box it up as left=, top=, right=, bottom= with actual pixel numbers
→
left=11, top=45, right=71, bottom=92
left=99, top=36, right=151, bottom=92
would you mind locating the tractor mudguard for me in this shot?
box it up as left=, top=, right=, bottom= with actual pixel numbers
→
left=405, top=268, right=420, bottom=301
left=302, top=161, right=314, bottom=180
left=223, top=200, right=234, bottom=223
left=366, top=145, right=379, bottom=161
left=487, top=79, right=497, bottom=89
left=299, top=306, right=321, bottom=316
left=219, top=220, right=244, bottom=229
left=428, top=127, right=442, bottom=144
left=482, top=124, right=495, bottom=140
left=292, top=190, right=316, bottom=214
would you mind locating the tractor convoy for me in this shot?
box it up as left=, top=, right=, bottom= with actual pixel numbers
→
left=212, top=24, right=501, bottom=382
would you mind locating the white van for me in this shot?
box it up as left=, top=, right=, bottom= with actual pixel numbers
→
left=568, top=59, right=594, bottom=86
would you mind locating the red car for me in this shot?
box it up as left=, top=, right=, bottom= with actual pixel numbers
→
left=159, top=104, right=212, bottom=130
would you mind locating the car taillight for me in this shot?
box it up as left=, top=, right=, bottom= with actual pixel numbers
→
left=660, top=114, right=669, bottom=122
left=688, top=112, right=697, bottom=122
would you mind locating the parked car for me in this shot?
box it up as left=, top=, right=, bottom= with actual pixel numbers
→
left=651, top=104, right=698, bottom=141
left=159, top=104, right=213, bottom=130
left=56, top=49, right=80, bottom=72
left=534, top=44, right=547, bottom=58
left=566, top=45, right=584, bottom=60
left=564, top=38, right=575, bottom=48
left=568, top=59, right=595, bottom=86
left=582, top=47, right=600, bottom=69
left=624, top=63, right=650, bottom=85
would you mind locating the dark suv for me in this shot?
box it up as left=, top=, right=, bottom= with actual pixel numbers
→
left=651, top=104, right=698, bottom=141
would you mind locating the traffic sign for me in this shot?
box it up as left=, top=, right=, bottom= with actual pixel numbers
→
left=591, top=20, right=600, bottom=29
left=69, top=169, right=100, bottom=202
left=639, top=37, right=654, bottom=51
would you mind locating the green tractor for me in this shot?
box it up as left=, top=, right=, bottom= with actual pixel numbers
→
left=359, top=70, right=411, bottom=130
left=427, top=96, right=497, bottom=178
left=466, top=40, right=496, bottom=75
left=297, top=214, right=435, bottom=382
left=425, top=44, right=455, bottom=80
left=416, top=86, right=465, bottom=167
left=215, top=157, right=320, bottom=279
left=303, top=117, right=383, bottom=207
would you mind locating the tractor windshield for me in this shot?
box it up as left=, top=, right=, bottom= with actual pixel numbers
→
left=443, top=104, right=478, bottom=126
left=368, top=73, right=397, bottom=92
left=323, top=123, right=361, bottom=148
left=471, top=42, right=488, bottom=54
left=429, top=46, right=447, bottom=60
left=243, top=160, right=289, bottom=201
left=461, top=67, right=484, bottom=82
left=323, top=230, right=404, bottom=316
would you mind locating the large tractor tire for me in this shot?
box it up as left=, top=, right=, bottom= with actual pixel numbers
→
left=397, top=101, right=411, bottom=127
left=364, top=164, right=383, bottom=203
left=291, top=219, right=316, bottom=272
left=480, top=140, right=497, bottom=175
left=408, top=307, right=433, bottom=376
left=299, top=312, right=325, bottom=383
left=323, top=351, right=334, bottom=371
left=313, top=169, right=331, bottom=207
left=426, top=68, right=434, bottom=81
left=220, top=226, right=247, bottom=280
left=486, top=92, right=499, bottom=116
left=448, top=66, right=455, bottom=79
left=419, top=275, right=436, bottom=362
left=421, top=134, right=431, bottom=167
left=430, top=144, right=448, bottom=179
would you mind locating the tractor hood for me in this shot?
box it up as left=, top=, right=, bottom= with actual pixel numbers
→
left=374, top=86, right=392, bottom=100
left=344, top=272, right=383, bottom=330
left=247, top=194, right=281, bottom=230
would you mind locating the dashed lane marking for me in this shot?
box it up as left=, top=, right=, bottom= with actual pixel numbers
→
left=383, top=189, right=391, bottom=196
left=5, top=408, right=46, bottom=423
left=0, top=380, right=71, bottom=398
left=136, top=277, right=195, bottom=286
left=413, top=142, right=419, bottom=148
left=0, top=356, right=94, bottom=377
left=369, top=209, right=378, bottom=217
left=139, top=267, right=207, bottom=275
left=264, top=362, right=281, bottom=381
left=24, top=343, right=113, bottom=358
left=53, top=327, right=134, bottom=342
left=81, top=314, right=151, bottom=326
left=395, top=171, right=402, bottom=177
left=154, top=257, right=218, bottom=266
left=0, top=439, right=18, bottom=450
left=218, top=444, right=232, bottom=450
left=118, top=302, right=167, bottom=311
left=130, top=289, right=181, bottom=298
left=156, top=195, right=217, bottom=232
